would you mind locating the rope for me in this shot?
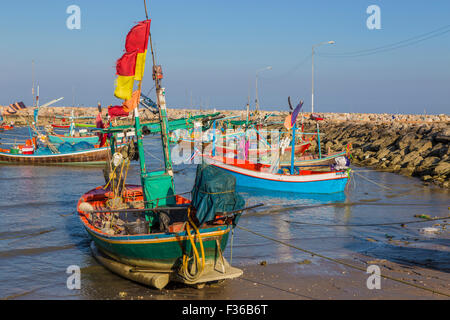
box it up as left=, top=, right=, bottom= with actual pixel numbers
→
left=236, top=225, right=450, bottom=297
left=103, top=164, right=119, bottom=190
left=283, top=215, right=450, bottom=227
left=181, top=208, right=206, bottom=282
left=353, top=171, right=394, bottom=190
left=143, top=149, right=165, bottom=166
left=198, top=189, right=234, bottom=195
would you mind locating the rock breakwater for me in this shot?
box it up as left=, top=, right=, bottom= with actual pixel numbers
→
left=319, top=120, right=450, bottom=189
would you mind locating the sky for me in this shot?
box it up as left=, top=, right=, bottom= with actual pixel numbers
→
left=0, top=0, right=449, bottom=114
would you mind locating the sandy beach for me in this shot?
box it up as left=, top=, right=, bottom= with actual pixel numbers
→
left=58, top=253, right=449, bottom=300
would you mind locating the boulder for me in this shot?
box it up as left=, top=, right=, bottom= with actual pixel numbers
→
left=400, top=151, right=421, bottom=168
left=433, top=161, right=450, bottom=177
left=376, top=147, right=391, bottom=160
left=396, top=132, right=419, bottom=151
left=414, top=140, right=433, bottom=155
left=399, top=167, right=415, bottom=176
left=434, top=128, right=450, bottom=143
left=427, top=143, right=448, bottom=157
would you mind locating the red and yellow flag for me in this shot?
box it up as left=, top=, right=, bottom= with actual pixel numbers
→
left=114, top=19, right=151, bottom=100
left=125, top=20, right=151, bottom=81
left=114, top=51, right=138, bottom=100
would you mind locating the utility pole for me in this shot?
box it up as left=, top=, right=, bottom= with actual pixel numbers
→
left=255, top=66, right=272, bottom=112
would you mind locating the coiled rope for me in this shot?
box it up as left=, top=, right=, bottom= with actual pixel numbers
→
left=236, top=225, right=450, bottom=297
left=181, top=208, right=206, bottom=282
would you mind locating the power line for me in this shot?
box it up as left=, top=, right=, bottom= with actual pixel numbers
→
left=317, top=24, right=450, bottom=58
left=259, top=53, right=312, bottom=80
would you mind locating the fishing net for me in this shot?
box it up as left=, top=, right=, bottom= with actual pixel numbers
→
left=57, top=142, right=75, bottom=153
left=72, top=141, right=95, bottom=151
left=34, top=146, right=53, bottom=155
left=191, top=163, right=245, bottom=225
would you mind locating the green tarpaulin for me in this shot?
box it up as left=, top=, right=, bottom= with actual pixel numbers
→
left=191, top=164, right=245, bottom=225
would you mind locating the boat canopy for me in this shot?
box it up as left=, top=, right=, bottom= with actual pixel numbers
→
left=93, top=112, right=222, bottom=135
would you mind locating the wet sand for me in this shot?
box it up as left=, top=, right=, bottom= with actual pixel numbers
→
left=57, top=252, right=448, bottom=301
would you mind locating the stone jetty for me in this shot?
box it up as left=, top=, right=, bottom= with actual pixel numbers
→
left=1, top=105, right=449, bottom=188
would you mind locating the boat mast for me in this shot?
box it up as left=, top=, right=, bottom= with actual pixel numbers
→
left=32, top=60, right=35, bottom=108
left=134, top=0, right=173, bottom=187
left=148, top=27, right=173, bottom=179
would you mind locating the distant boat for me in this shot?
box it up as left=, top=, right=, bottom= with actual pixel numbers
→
left=48, top=133, right=100, bottom=145
left=0, top=124, right=14, bottom=131
left=51, top=124, right=71, bottom=129
left=0, top=140, right=117, bottom=166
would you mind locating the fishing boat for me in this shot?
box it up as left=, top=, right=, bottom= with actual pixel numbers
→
left=0, top=120, right=120, bottom=166
left=76, top=16, right=248, bottom=289
left=202, top=98, right=350, bottom=194
left=0, top=124, right=14, bottom=131
left=48, top=133, right=100, bottom=145
left=0, top=143, right=115, bottom=165
left=48, top=110, right=100, bottom=145
left=205, top=156, right=349, bottom=193
left=51, top=124, right=70, bottom=129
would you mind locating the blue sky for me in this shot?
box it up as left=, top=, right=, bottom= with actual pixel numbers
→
left=0, top=0, right=449, bottom=114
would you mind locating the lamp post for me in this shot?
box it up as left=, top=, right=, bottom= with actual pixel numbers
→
left=255, top=66, right=272, bottom=112
left=311, top=41, right=335, bottom=114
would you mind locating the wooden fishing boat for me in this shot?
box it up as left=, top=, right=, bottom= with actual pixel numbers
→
left=0, top=124, right=14, bottom=131
left=205, top=156, right=349, bottom=194
left=0, top=145, right=113, bottom=165
left=77, top=184, right=242, bottom=289
left=76, top=16, right=247, bottom=289
left=48, top=133, right=100, bottom=145
left=51, top=124, right=70, bottom=129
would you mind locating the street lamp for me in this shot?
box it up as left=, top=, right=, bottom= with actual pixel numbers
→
left=255, top=66, right=272, bottom=112
left=311, top=41, right=335, bottom=114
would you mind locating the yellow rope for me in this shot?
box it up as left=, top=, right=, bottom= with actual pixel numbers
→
left=121, top=159, right=131, bottom=195
left=103, top=164, right=119, bottom=190
left=114, top=159, right=126, bottom=198
left=181, top=208, right=205, bottom=282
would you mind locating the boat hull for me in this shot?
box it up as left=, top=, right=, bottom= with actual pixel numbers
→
left=0, top=146, right=111, bottom=165
left=0, top=125, right=14, bottom=131
left=207, top=158, right=349, bottom=194
left=51, top=124, right=70, bottom=129
left=85, top=223, right=231, bottom=271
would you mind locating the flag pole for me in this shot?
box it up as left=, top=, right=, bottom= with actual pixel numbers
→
left=144, top=0, right=149, bottom=20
